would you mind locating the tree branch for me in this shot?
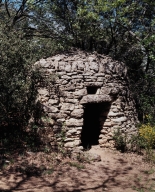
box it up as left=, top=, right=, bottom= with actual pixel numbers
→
left=4, top=0, right=10, bottom=18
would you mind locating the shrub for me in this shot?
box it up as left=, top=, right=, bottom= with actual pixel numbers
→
left=0, top=23, right=52, bottom=154
left=139, top=123, right=155, bottom=150
left=113, top=128, right=127, bottom=152
left=0, top=27, right=38, bottom=128
left=113, top=125, right=155, bottom=160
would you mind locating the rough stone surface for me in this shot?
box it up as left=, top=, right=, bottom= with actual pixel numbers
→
left=71, top=109, right=84, bottom=118
left=35, top=50, right=139, bottom=149
left=86, top=152, right=101, bottom=162
left=66, top=118, right=83, bottom=127
left=80, top=95, right=112, bottom=104
left=112, top=117, right=127, bottom=122
left=74, top=89, right=87, bottom=97
left=61, top=103, right=75, bottom=111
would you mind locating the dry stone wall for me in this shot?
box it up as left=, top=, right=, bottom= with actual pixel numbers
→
left=35, top=50, right=139, bottom=149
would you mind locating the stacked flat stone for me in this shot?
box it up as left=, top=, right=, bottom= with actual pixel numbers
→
left=35, top=50, right=139, bottom=148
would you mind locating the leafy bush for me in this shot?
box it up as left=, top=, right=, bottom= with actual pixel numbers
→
left=139, top=124, right=155, bottom=150
left=113, top=125, right=155, bottom=163
left=0, top=16, right=61, bottom=156
left=0, top=23, right=48, bottom=154
left=134, top=75, right=155, bottom=125
left=0, top=26, right=40, bottom=128
left=138, top=123, right=155, bottom=163
left=113, top=128, right=127, bottom=152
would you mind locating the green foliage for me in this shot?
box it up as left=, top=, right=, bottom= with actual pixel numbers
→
left=0, top=27, right=38, bottom=127
left=113, top=128, right=127, bottom=152
left=56, top=123, right=67, bottom=155
left=113, top=126, right=155, bottom=163
left=0, top=7, right=54, bottom=155
left=0, top=29, right=31, bottom=124
left=139, top=123, right=155, bottom=163
left=139, top=124, right=155, bottom=150
left=130, top=73, right=155, bottom=125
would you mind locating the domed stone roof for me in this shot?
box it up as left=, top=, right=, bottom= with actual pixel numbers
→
left=36, top=50, right=127, bottom=77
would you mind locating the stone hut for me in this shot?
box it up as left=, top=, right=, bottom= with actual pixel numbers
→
left=35, top=50, right=139, bottom=149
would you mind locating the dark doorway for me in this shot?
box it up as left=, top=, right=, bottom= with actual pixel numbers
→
left=81, top=103, right=110, bottom=149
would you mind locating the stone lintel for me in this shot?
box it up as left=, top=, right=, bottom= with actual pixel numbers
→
left=80, top=95, right=112, bottom=104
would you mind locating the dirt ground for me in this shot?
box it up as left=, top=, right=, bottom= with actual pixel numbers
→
left=0, top=146, right=155, bottom=192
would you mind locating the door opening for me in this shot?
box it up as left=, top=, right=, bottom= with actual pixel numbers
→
left=81, top=103, right=110, bottom=149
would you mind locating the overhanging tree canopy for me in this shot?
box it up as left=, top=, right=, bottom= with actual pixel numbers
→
left=0, top=0, right=155, bottom=123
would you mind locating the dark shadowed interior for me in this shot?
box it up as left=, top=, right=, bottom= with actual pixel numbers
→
left=81, top=103, right=111, bottom=149
left=87, top=86, right=98, bottom=94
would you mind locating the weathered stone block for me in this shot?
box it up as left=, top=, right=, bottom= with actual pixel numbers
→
left=55, top=113, right=68, bottom=118
left=68, top=128, right=77, bottom=134
left=80, top=95, right=112, bottom=104
left=85, top=82, right=103, bottom=87
left=100, top=87, right=111, bottom=95
left=110, top=87, right=119, bottom=95
left=72, top=75, right=83, bottom=79
left=71, top=109, right=84, bottom=118
left=104, top=122, right=112, bottom=127
left=97, top=77, right=104, bottom=81
left=61, top=75, right=71, bottom=79
left=74, top=89, right=87, bottom=96
left=112, top=117, right=127, bottom=123
left=43, top=105, right=58, bottom=113
left=62, top=80, right=68, bottom=85
left=63, top=86, right=75, bottom=91
left=100, top=129, right=108, bottom=134
left=72, top=61, right=77, bottom=71
left=77, top=61, right=85, bottom=70
left=38, top=88, right=49, bottom=96
left=99, top=139, right=107, bottom=144
left=48, top=99, right=59, bottom=105
left=76, top=127, right=82, bottom=130
left=65, top=64, right=71, bottom=72
left=65, top=98, right=79, bottom=103
left=88, top=56, right=96, bottom=61
left=108, top=111, right=124, bottom=117
left=64, top=140, right=81, bottom=147
left=89, top=62, right=99, bottom=72
left=58, top=61, right=66, bottom=70
left=61, top=103, right=74, bottom=111
left=56, top=71, right=66, bottom=76
left=66, top=118, right=83, bottom=126
left=39, top=59, right=48, bottom=67
left=57, top=118, right=65, bottom=123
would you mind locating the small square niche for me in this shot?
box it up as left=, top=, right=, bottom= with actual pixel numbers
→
left=87, top=86, right=98, bottom=94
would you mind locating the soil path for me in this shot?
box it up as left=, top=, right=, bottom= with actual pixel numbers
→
left=0, top=146, right=155, bottom=192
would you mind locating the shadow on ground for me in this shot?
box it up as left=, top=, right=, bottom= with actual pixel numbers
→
left=0, top=150, right=154, bottom=192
